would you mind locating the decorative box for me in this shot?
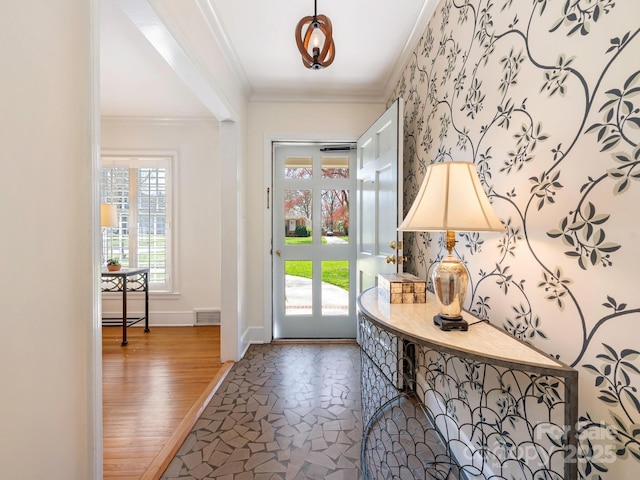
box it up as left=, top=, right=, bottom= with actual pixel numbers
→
left=377, top=273, right=427, bottom=304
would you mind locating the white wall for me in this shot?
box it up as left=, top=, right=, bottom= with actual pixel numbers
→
left=0, top=1, right=95, bottom=478
left=245, top=101, right=385, bottom=345
left=101, top=117, right=221, bottom=325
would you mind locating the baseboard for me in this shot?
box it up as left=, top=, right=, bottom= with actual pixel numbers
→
left=240, top=326, right=265, bottom=358
left=272, top=339, right=358, bottom=344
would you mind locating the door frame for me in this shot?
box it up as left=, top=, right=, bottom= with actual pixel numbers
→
left=271, top=142, right=357, bottom=339
left=262, top=134, right=358, bottom=343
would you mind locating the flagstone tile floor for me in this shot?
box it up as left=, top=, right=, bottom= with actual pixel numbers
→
left=161, top=343, right=362, bottom=480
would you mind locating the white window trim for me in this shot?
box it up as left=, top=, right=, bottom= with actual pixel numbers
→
left=101, top=150, right=179, bottom=295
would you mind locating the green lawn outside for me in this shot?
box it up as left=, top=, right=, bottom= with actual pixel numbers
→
left=285, top=260, right=349, bottom=290
left=284, top=236, right=348, bottom=245
left=285, top=236, right=328, bottom=245
left=284, top=235, right=350, bottom=289
left=284, top=260, right=312, bottom=279
left=321, top=261, right=349, bottom=290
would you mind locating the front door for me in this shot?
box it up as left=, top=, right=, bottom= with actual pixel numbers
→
left=356, top=99, right=404, bottom=294
left=272, top=143, right=357, bottom=338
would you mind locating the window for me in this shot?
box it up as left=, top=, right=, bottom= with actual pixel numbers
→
left=101, top=156, right=172, bottom=291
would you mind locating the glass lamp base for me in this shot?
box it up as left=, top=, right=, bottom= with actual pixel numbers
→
left=432, top=252, right=469, bottom=320
left=434, top=314, right=469, bottom=331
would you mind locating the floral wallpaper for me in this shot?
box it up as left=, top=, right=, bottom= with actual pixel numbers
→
left=388, top=0, right=640, bottom=478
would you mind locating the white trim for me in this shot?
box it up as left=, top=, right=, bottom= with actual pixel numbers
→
left=100, top=116, right=218, bottom=125
left=100, top=149, right=179, bottom=294
left=382, top=0, right=439, bottom=101
left=90, top=0, right=103, bottom=476
left=115, top=0, right=236, bottom=121
left=193, top=0, right=253, bottom=98
left=263, top=137, right=274, bottom=344
left=100, top=148, right=181, bottom=156
left=220, top=121, right=240, bottom=361
left=251, top=91, right=386, bottom=104
left=241, top=326, right=266, bottom=357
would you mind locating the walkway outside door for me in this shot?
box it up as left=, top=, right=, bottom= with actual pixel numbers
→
left=272, top=143, right=357, bottom=338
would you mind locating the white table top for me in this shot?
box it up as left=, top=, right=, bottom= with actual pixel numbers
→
left=358, top=287, right=569, bottom=371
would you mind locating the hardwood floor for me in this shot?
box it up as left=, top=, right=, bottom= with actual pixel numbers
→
left=102, top=325, right=231, bottom=480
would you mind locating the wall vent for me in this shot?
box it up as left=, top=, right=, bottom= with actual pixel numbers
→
left=194, top=309, right=220, bottom=325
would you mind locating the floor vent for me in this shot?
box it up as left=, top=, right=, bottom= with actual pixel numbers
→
left=194, top=309, right=220, bottom=325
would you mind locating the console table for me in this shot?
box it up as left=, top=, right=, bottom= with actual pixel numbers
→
left=357, top=287, right=578, bottom=480
left=101, top=267, right=149, bottom=346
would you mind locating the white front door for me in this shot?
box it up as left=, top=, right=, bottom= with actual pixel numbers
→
left=272, top=143, right=357, bottom=339
left=356, top=99, right=404, bottom=294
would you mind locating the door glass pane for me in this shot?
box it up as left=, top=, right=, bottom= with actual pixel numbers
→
left=322, top=260, right=349, bottom=315
left=284, top=190, right=312, bottom=243
left=322, top=156, right=349, bottom=179
left=322, top=189, right=349, bottom=242
left=285, top=260, right=312, bottom=315
left=284, top=156, right=312, bottom=179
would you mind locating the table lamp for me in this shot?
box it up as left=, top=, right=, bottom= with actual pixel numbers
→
left=100, top=203, right=118, bottom=263
left=101, top=203, right=117, bottom=228
left=398, top=162, right=505, bottom=331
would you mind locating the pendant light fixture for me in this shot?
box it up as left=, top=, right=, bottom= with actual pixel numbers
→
left=295, top=0, right=335, bottom=70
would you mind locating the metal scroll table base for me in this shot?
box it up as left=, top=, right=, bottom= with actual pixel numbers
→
left=101, top=268, right=149, bottom=346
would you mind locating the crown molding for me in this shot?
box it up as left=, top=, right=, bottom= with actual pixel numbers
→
left=382, top=0, right=438, bottom=101
left=101, top=115, right=218, bottom=126
left=193, top=0, right=253, bottom=98
left=249, top=91, right=386, bottom=105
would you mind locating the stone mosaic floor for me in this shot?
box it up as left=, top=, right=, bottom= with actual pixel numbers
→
left=161, top=343, right=362, bottom=480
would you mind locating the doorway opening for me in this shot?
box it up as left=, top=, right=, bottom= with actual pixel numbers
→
left=271, top=142, right=357, bottom=339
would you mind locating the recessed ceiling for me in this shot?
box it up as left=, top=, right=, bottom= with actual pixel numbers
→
left=100, top=0, right=437, bottom=117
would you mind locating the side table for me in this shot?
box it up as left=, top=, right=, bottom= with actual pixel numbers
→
left=101, top=267, right=149, bottom=346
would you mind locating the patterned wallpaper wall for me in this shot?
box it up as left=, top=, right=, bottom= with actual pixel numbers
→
left=389, top=1, right=640, bottom=478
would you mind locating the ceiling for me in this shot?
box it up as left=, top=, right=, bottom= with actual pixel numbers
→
left=100, top=0, right=437, bottom=118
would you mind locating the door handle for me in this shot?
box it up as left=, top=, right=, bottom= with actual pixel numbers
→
left=275, top=250, right=281, bottom=257
left=389, top=240, right=403, bottom=250
left=385, top=255, right=407, bottom=264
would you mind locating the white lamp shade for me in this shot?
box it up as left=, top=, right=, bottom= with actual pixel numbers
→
left=100, top=203, right=118, bottom=228
left=398, top=162, right=505, bottom=233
